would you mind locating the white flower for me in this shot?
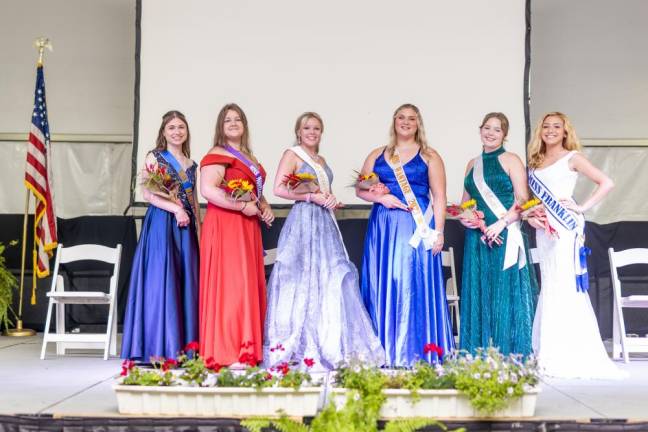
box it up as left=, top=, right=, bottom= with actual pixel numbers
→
left=473, top=373, right=481, bottom=379
left=483, top=372, right=491, bottom=379
left=507, top=387, right=514, bottom=395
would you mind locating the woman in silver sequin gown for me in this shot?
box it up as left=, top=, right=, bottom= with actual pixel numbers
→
left=263, top=112, right=385, bottom=370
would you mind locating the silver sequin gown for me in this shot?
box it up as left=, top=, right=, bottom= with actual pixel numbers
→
left=263, top=163, right=385, bottom=370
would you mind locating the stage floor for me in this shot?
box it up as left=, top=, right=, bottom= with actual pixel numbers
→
left=1, top=334, right=647, bottom=421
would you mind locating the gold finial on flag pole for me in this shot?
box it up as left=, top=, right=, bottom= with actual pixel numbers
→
left=33, top=37, right=53, bottom=66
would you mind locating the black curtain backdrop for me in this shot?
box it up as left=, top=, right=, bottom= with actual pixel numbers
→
left=2, top=214, right=647, bottom=338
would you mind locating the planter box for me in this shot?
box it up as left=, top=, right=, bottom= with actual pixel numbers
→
left=330, top=387, right=540, bottom=418
left=113, top=385, right=323, bottom=417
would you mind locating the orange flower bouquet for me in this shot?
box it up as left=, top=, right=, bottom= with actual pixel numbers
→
left=281, top=172, right=319, bottom=194
left=140, top=163, right=180, bottom=201
left=447, top=199, right=502, bottom=247
left=222, top=179, right=257, bottom=202
left=516, top=197, right=558, bottom=238
left=354, top=171, right=390, bottom=195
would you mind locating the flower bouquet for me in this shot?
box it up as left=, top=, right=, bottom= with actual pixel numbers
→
left=281, top=172, right=319, bottom=194
left=354, top=171, right=390, bottom=195
left=517, top=197, right=558, bottom=238
left=222, top=178, right=257, bottom=202
left=140, top=163, right=179, bottom=201
left=447, top=199, right=502, bottom=247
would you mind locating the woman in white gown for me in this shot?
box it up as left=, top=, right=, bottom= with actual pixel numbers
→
left=527, top=112, right=626, bottom=379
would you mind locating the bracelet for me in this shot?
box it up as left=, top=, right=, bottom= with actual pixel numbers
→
left=240, top=201, right=248, bottom=212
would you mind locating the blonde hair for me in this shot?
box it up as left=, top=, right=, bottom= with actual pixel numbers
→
left=527, top=112, right=581, bottom=168
left=479, top=112, right=509, bottom=141
left=155, top=110, right=191, bottom=157
left=212, top=103, right=255, bottom=159
left=294, top=112, right=324, bottom=153
left=386, top=104, right=430, bottom=158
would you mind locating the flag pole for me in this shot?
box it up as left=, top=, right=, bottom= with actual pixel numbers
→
left=3, top=37, right=52, bottom=337
left=3, top=191, right=35, bottom=337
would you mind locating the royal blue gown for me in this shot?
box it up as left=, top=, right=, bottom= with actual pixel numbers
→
left=361, top=151, right=455, bottom=367
left=121, top=150, right=199, bottom=361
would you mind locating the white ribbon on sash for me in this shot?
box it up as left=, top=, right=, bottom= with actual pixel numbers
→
left=288, top=146, right=349, bottom=259
left=472, top=155, right=526, bottom=270
left=390, top=148, right=438, bottom=251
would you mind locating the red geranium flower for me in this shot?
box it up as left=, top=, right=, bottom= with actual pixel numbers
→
left=276, top=361, right=290, bottom=375
left=184, top=341, right=200, bottom=352
left=238, top=352, right=258, bottom=367
left=204, top=357, right=223, bottom=372
left=423, top=343, right=444, bottom=358
left=303, top=358, right=315, bottom=368
left=120, top=359, right=135, bottom=376
left=270, top=343, right=285, bottom=353
left=161, top=358, right=178, bottom=372
left=241, top=341, right=255, bottom=349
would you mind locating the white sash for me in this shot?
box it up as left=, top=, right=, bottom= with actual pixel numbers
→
left=390, top=148, right=438, bottom=251
left=288, top=146, right=348, bottom=259
left=472, top=155, right=526, bottom=270
left=528, top=166, right=589, bottom=291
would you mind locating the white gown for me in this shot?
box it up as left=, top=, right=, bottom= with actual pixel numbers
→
left=531, top=151, right=626, bottom=379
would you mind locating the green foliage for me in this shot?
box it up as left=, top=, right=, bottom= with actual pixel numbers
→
left=0, top=241, right=19, bottom=331
left=383, top=418, right=454, bottom=432
left=447, top=347, right=539, bottom=415
left=121, top=367, right=173, bottom=386
left=178, top=356, right=209, bottom=386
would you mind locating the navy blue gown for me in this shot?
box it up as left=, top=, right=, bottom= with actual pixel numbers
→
left=121, top=150, right=199, bottom=360
left=361, top=151, right=455, bottom=367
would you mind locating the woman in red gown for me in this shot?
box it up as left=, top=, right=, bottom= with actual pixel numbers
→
left=199, top=103, right=275, bottom=366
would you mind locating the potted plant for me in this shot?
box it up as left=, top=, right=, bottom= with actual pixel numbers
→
left=113, top=342, right=324, bottom=417
left=0, top=241, right=19, bottom=331
left=329, top=345, right=540, bottom=418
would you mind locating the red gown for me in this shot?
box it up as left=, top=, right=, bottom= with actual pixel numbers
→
left=199, top=154, right=267, bottom=365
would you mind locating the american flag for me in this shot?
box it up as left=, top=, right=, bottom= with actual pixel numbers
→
left=24, top=64, right=57, bottom=291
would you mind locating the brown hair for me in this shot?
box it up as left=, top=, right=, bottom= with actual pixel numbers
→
left=294, top=112, right=324, bottom=153
left=155, top=110, right=191, bottom=157
left=212, top=103, right=254, bottom=158
left=386, top=103, right=430, bottom=158
left=527, top=112, right=581, bottom=168
left=479, top=112, right=509, bottom=140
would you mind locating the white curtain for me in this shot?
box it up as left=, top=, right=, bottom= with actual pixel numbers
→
left=0, top=141, right=132, bottom=217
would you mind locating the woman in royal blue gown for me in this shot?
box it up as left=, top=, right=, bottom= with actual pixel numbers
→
left=121, top=111, right=200, bottom=361
left=357, top=104, right=455, bottom=367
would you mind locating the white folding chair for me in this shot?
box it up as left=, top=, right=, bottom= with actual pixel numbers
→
left=40, top=243, right=122, bottom=360
left=608, top=247, right=648, bottom=363
left=441, top=247, right=460, bottom=342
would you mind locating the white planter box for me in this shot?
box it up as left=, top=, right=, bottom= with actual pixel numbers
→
left=113, top=385, right=323, bottom=417
left=330, top=387, right=540, bottom=418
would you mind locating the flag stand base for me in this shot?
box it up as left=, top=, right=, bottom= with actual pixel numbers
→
left=3, top=319, right=36, bottom=337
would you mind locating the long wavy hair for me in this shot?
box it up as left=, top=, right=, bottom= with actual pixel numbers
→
left=154, top=110, right=191, bottom=157
left=212, top=103, right=254, bottom=159
left=527, top=112, right=581, bottom=168
left=479, top=112, right=509, bottom=142
left=386, top=103, right=430, bottom=158
left=294, top=112, right=324, bottom=153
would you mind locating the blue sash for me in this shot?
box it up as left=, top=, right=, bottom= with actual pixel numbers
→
left=159, top=150, right=195, bottom=211
left=528, top=169, right=590, bottom=292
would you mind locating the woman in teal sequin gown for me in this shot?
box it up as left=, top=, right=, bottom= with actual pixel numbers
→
left=459, top=113, right=537, bottom=356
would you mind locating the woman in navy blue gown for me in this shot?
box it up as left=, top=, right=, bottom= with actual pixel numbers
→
left=121, top=111, right=200, bottom=360
left=356, top=104, right=455, bottom=367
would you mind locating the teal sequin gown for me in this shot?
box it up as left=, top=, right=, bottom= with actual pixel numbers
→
left=460, top=147, right=538, bottom=356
